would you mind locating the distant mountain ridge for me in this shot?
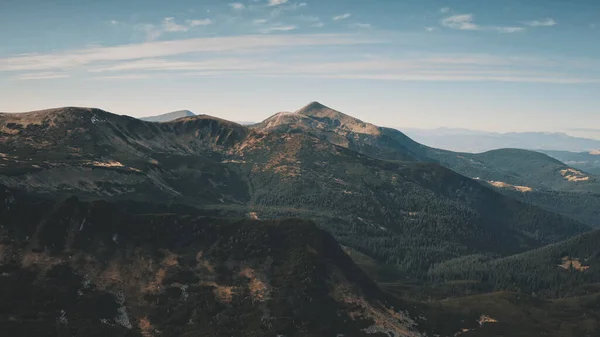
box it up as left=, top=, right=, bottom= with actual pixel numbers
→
left=141, top=110, right=196, bottom=122
left=403, top=127, right=600, bottom=153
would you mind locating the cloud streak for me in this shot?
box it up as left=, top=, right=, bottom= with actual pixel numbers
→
left=524, top=18, right=557, bottom=27
left=333, top=13, right=351, bottom=21
left=441, top=14, right=524, bottom=33
left=0, top=34, right=379, bottom=72
left=13, top=72, right=69, bottom=80
left=268, top=0, right=288, bottom=6
left=136, top=17, right=213, bottom=41
left=85, top=54, right=600, bottom=84
left=2, top=33, right=598, bottom=85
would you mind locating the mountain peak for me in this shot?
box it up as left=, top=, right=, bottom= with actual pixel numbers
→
left=295, top=101, right=336, bottom=118
left=141, top=110, right=196, bottom=122
left=294, top=102, right=381, bottom=136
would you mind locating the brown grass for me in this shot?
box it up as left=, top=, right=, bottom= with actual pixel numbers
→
left=138, top=316, right=156, bottom=337
left=488, top=181, right=533, bottom=192
left=239, top=267, right=270, bottom=302
left=559, top=256, right=590, bottom=272
left=560, top=169, right=590, bottom=182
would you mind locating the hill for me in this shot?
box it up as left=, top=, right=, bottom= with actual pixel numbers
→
left=542, top=150, right=600, bottom=176
left=0, top=106, right=590, bottom=279
left=426, top=228, right=600, bottom=298
left=141, top=110, right=196, bottom=122
left=0, top=186, right=423, bottom=337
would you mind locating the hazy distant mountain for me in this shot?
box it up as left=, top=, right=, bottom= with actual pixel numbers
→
left=403, top=127, right=600, bottom=153
left=141, top=109, right=195, bottom=122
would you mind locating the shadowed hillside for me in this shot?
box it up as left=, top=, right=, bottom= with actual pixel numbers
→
left=0, top=186, right=423, bottom=337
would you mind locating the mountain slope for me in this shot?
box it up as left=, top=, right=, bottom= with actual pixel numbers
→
left=0, top=107, right=590, bottom=279
left=428, top=228, right=600, bottom=298
left=252, top=102, right=600, bottom=226
left=141, top=110, right=196, bottom=122
left=0, top=186, right=422, bottom=337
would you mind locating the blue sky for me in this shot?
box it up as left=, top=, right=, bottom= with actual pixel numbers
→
left=0, top=0, right=599, bottom=133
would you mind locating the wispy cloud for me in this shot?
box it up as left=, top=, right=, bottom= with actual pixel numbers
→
left=333, top=13, right=351, bottom=21
left=523, top=18, right=557, bottom=27
left=13, top=72, right=69, bottom=80
left=284, top=2, right=307, bottom=10
left=441, top=14, right=478, bottom=30
left=352, top=23, right=372, bottom=29
left=229, top=3, right=245, bottom=10
left=0, top=34, right=377, bottom=72
left=425, top=27, right=435, bottom=32
left=2, top=32, right=598, bottom=85
left=496, top=27, right=524, bottom=33
left=312, top=22, right=325, bottom=28
left=268, top=0, right=288, bottom=6
left=93, top=74, right=155, bottom=80
left=441, top=14, right=525, bottom=33
left=440, top=7, right=450, bottom=13
left=87, top=53, right=600, bottom=84
left=136, top=17, right=213, bottom=41
left=253, top=19, right=268, bottom=24
left=261, top=25, right=297, bottom=33
left=90, top=58, right=265, bottom=73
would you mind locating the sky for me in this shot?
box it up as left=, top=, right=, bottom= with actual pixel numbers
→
left=0, top=0, right=599, bottom=133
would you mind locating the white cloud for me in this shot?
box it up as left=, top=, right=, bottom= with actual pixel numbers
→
left=262, top=25, right=297, bottom=33
left=13, top=72, right=69, bottom=80
left=441, top=14, right=478, bottom=30
left=352, top=23, right=371, bottom=29
left=93, top=74, right=154, bottom=80
left=524, top=18, right=557, bottom=27
left=268, top=0, right=288, bottom=6
left=333, top=13, right=351, bottom=21
left=229, top=2, right=245, bottom=10
left=109, top=20, right=119, bottom=25
left=440, top=7, right=450, bottom=13
left=136, top=17, right=213, bottom=40
left=3, top=33, right=597, bottom=85
left=285, top=2, right=307, bottom=10
left=253, top=19, right=268, bottom=24
left=425, top=27, right=435, bottom=32
left=90, top=58, right=267, bottom=73
left=312, top=22, right=325, bottom=28
left=441, top=14, right=524, bottom=33
left=187, top=19, right=213, bottom=27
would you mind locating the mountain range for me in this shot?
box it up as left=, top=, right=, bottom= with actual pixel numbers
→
left=1, top=102, right=599, bottom=336
left=403, top=127, right=600, bottom=176
left=403, top=127, right=600, bottom=153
